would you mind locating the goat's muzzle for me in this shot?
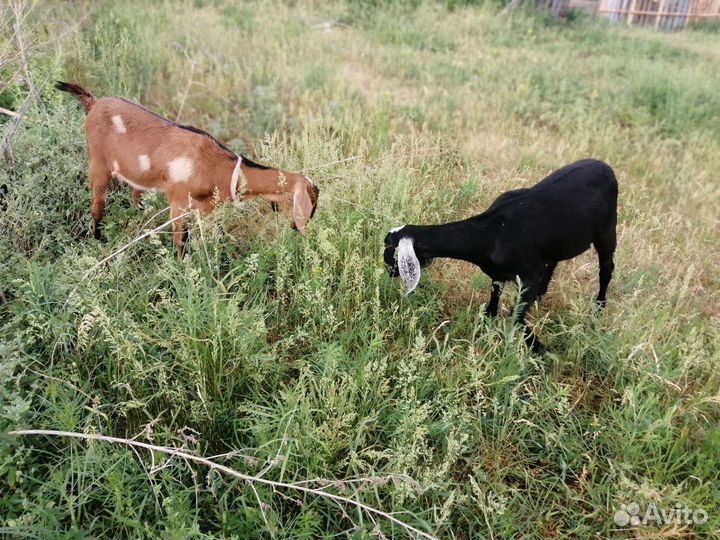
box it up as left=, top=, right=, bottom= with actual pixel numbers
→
left=383, top=245, right=399, bottom=277
left=309, top=184, right=320, bottom=219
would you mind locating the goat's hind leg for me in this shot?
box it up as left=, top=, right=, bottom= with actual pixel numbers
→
left=168, top=195, right=212, bottom=259
left=593, top=228, right=616, bottom=307
left=89, top=159, right=111, bottom=240
left=485, top=281, right=502, bottom=317
left=132, top=188, right=143, bottom=206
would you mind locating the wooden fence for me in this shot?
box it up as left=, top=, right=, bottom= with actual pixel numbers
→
left=598, top=0, right=720, bottom=29
left=537, top=0, right=573, bottom=15
left=502, top=0, right=572, bottom=16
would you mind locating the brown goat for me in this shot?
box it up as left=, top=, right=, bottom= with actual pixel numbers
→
left=56, top=82, right=319, bottom=257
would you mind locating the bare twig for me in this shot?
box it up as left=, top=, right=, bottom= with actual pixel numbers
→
left=257, top=406, right=296, bottom=479
left=1, top=1, right=91, bottom=163
left=138, top=206, right=171, bottom=231
left=301, top=155, right=360, bottom=173
left=250, top=482, right=273, bottom=537
left=22, top=367, right=92, bottom=401
left=23, top=9, right=94, bottom=56
left=2, top=91, right=32, bottom=163
left=9, top=429, right=438, bottom=540
left=11, top=1, right=36, bottom=100
left=368, top=148, right=451, bottom=167
left=2, top=1, right=34, bottom=164
left=82, top=212, right=193, bottom=279
left=292, top=474, right=420, bottom=491
left=129, top=444, right=163, bottom=512
left=0, top=106, right=21, bottom=118
left=299, top=148, right=450, bottom=178
left=174, top=53, right=197, bottom=123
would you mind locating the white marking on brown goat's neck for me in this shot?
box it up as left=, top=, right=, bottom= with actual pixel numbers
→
left=168, top=156, right=193, bottom=183
left=111, top=115, right=127, bottom=134
left=230, top=156, right=242, bottom=204
left=112, top=160, right=151, bottom=192
left=138, top=154, right=150, bottom=173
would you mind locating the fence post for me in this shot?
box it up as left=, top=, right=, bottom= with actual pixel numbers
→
left=688, top=0, right=700, bottom=26
left=656, top=0, right=667, bottom=27
left=627, top=0, right=638, bottom=24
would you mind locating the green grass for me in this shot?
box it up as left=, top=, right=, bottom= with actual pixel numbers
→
left=1, top=1, right=719, bottom=538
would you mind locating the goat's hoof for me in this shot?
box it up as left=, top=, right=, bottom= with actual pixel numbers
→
left=595, top=299, right=607, bottom=309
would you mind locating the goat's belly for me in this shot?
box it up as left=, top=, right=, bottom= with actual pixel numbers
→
left=112, top=169, right=162, bottom=193
left=115, top=172, right=153, bottom=192
left=110, top=157, right=160, bottom=192
left=545, top=241, right=592, bottom=262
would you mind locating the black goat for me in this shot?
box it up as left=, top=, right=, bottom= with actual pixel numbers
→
left=384, top=159, right=618, bottom=353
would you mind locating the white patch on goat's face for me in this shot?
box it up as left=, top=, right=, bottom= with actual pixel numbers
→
left=390, top=225, right=405, bottom=233
left=397, top=237, right=421, bottom=295
left=138, top=154, right=150, bottom=173
left=111, top=115, right=127, bottom=134
left=168, top=156, right=193, bottom=183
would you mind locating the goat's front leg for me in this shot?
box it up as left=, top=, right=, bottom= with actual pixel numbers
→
left=170, top=206, right=189, bottom=259
left=516, top=277, right=545, bottom=354
left=132, top=188, right=143, bottom=206
left=485, top=281, right=502, bottom=317
left=538, top=262, right=557, bottom=300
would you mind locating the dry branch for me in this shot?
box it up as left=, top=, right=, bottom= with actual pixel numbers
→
left=0, top=106, right=21, bottom=118
left=9, top=429, right=439, bottom=540
left=82, top=211, right=193, bottom=279
left=2, top=1, right=33, bottom=164
left=301, top=155, right=360, bottom=173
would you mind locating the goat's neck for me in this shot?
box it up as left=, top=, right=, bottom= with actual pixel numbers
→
left=240, top=164, right=292, bottom=196
left=406, top=218, right=491, bottom=263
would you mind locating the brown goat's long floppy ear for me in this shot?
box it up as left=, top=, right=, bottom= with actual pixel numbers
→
left=292, top=181, right=314, bottom=234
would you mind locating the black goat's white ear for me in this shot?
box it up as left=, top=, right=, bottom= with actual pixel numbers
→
left=397, top=237, right=420, bottom=295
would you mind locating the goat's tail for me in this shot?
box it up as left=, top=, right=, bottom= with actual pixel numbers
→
left=55, top=81, right=96, bottom=113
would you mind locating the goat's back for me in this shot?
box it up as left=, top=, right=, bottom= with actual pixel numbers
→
left=85, top=97, right=228, bottom=159
left=84, top=97, right=235, bottom=195
left=533, top=159, right=617, bottom=194
left=488, top=159, right=617, bottom=263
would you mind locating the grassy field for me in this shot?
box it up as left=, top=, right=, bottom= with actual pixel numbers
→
left=1, top=1, right=719, bottom=538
